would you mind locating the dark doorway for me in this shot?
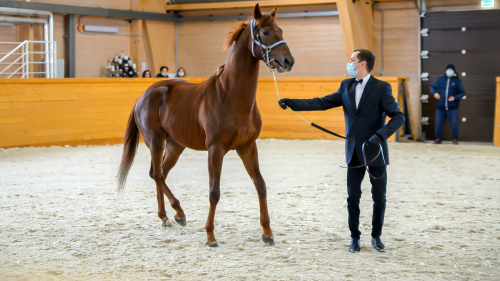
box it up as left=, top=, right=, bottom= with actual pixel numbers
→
left=420, top=9, right=500, bottom=142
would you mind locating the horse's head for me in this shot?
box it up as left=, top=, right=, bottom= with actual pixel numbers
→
left=251, top=4, right=294, bottom=73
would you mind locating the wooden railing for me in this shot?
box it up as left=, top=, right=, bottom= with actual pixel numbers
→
left=495, top=77, right=500, bottom=147
left=0, top=77, right=407, bottom=148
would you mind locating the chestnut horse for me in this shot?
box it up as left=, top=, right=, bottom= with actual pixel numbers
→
left=118, top=4, right=294, bottom=247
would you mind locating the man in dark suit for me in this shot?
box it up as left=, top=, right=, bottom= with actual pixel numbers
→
left=279, top=49, right=405, bottom=253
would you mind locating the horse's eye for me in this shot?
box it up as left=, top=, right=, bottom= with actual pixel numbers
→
left=262, top=30, right=269, bottom=36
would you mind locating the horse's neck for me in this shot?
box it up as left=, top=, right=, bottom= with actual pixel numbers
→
left=219, top=28, right=260, bottom=106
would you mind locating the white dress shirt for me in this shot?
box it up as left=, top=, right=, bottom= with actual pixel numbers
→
left=355, top=74, right=371, bottom=109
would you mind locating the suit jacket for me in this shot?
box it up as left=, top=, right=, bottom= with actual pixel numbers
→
left=291, top=75, right=405, bottom=166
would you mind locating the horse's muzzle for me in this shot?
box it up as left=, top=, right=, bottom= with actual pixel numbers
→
left=274, top=55, right=295, bottom=73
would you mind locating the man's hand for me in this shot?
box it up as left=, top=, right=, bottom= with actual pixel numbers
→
left=278, top=98, right=293, bottom=110
left=434, top=93, right=440, bottom=100
left=448, top=96, right=455, bottom=102
left=367, top=134, right=382, bottom=148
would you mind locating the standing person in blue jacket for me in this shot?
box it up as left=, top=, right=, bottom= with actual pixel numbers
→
left=278, top=49, right=405, bottom=253
left=430, top=64, right=466, bottom=145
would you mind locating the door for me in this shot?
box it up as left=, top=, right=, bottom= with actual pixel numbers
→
left=421, top=9, right=500, bottom=142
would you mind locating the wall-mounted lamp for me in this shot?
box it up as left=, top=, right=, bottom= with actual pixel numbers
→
left=0, top=22, right=15, bottom=27
left=81, top=25, right=119, bottom=33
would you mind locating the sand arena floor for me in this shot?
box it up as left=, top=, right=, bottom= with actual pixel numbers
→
left=0, top=139, right=499, bottom=280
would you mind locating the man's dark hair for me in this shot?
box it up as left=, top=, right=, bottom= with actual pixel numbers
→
left=159, top=66, right=169, bottom=72
left=353, top=49, right=375, bottom=72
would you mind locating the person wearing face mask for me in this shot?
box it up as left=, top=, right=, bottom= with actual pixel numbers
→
left=430, top=64, right=465, bottom=145
left=278, top=49, right=405, bottom=253
left=155, top=66, right=169, bottom=78
left=176, top=67, right=186, bottom=78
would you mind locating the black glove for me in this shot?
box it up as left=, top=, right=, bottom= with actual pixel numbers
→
left=278, top=98, right=293, bottom=110
left=367, top=134, right=382, bottom=147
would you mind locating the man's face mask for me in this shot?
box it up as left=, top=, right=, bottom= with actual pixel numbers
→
left=347, top=62, right=361, bottom=78
left=446, top=70, right=454, bottom=77
left=161, top=73, right=168, bottom=77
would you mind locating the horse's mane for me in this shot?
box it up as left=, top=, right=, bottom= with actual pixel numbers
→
left=224, top=20, right=250, bottom=51
left=223, top=15, right=275, bottom=51
left=218, top=15, right=275, bottom=75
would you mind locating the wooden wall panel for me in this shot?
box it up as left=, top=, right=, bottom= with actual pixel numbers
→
left=0, top=78, right=161, bottom=148
left=252, top=77, right=403, bottom=141
left=76, top=17, right=131, bottom=78
left=11, top=0, right=133, bottom=10
left=0, top=77, right=405, bottom=148
left=495, top=77, right=500, bottom=147
left=53, top=14, right=66, bottom=61
left=177, top=16, right=346, bottom=79
left=427, top=0, right=485, bottom=11
left=373, top=1, right=420, bottom=139
left=0, top=25, right=20, bottom=78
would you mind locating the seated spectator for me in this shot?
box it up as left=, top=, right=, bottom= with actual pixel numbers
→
left=142, top=70, right=151, bottom=78
left=176, top=67, right=186, bottom=78
left=156, top=66, right=169, bottom=78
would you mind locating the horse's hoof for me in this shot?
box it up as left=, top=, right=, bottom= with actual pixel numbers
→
left=174, top=216, right=187, bottom=226
left=262, top=235, right=275, bottom=246
left=206, top=241, right=218, bottom=247
left=162, top=219, right=173, bottom=227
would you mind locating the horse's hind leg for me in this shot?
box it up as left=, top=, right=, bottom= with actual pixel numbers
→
left=149, top=135, right=186, bottom=227
left=237, top=142, right=274, bottom=245
left=149, top=161, right=169, bottom=226
left=160, top=138, right=186, bottom=226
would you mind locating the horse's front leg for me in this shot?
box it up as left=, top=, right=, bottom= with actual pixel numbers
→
left=205, top=144, right=227, bottom=247
left=237, top=141, right=274, bottom=245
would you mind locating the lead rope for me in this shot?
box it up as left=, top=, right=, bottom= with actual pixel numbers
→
left=271, top=69, right=311, bottom=125
left=270, top=68, right=356, bottom=142
left=270, top=68, right=386, bottom=180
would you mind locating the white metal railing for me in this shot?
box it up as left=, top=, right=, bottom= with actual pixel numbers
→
left=0, top=40, right=56, bottom=78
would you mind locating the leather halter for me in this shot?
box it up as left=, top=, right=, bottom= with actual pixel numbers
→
left=250, top=19, right=287, bottom=69
left=220, top=18, right=288, bottom=73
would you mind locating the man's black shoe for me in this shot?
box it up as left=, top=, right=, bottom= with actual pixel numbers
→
left=372, top=237, right=386, bottom=252
left=349, top=239, right=360, bottom=252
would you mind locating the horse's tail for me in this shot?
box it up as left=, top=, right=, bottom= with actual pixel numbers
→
left=118, top=105, right=140, bottom=191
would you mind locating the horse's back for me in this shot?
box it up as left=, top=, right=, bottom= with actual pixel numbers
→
left=136, top=78, right=215, bottom=150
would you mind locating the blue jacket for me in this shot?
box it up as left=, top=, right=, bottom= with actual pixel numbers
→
left=291, top=76, right=405, bottom=166
left=430, top=75, right=465, bottom=110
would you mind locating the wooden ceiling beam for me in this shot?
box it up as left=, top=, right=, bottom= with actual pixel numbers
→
left=337, top=0, right=374, bottom=62
left=165, top=0, right=337, bottom=11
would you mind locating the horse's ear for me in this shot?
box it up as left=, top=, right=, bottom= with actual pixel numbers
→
left=253, top=3, right=262, bottom=19
left=270, top=6, right=278, bottom=18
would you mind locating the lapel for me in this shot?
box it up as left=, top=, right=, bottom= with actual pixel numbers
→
left=356, top=75, right=376, bottom=114
left=347, top=79, right=357, bottom=111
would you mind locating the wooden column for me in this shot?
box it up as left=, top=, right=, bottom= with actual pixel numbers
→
left=139, top=0, right=175, bottom=76
left=337, top=0, right=374, bottom=62
left=130, top=19, right=143, bottom=75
